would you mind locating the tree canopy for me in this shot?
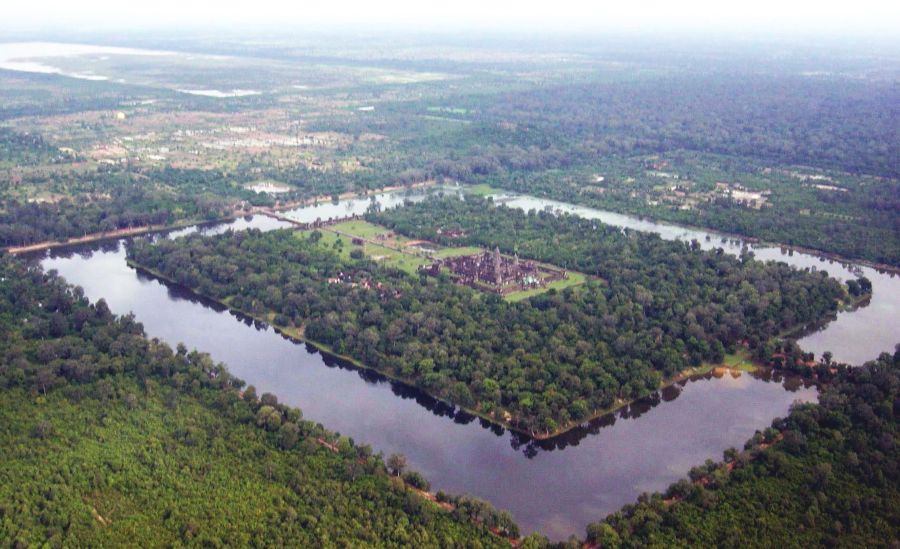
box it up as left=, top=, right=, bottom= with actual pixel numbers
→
left=0, top=258, right=512, bottom=547
left=128, top=199, right=844, bottom=435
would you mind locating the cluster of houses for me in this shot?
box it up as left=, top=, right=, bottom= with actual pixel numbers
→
left=715, top=182, right=771, bottom=209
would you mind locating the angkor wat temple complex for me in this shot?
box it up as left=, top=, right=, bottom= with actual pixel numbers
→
left=422, top=247, right=565, bottom=294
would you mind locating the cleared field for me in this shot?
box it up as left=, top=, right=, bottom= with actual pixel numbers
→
left=376, top=249, right=431, bottom=274
left=329, top=219, right=391, bottom=239
left=297, top=228, right=429, bottom=275
left=721, top=348, right=758, bottom=372
left=426, top=106, right=469, bottom=115
left=505, top=270, right=587, bottom=302
left=432, top=246, right=482, bottom=259
left=464, top=184, right=501, bottom=197
left=420, top=115, right=473, bottom=124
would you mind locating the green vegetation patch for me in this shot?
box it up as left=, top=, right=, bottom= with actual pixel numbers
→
left=297, top=229, right=430, bottom=275
left=505, top=270, right=587, bottom=302
left=721, top=348, right=758, bottom=372
left=463, top=184, right=501, bottom=197
left=328, top=219, right=392, bottom=239
left=432, top=246, right=483, bottom=259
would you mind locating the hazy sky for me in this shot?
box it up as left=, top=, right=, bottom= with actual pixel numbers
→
left=5, top=0, right=899, bottom=35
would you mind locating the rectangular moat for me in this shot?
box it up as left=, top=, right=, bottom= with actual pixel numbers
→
left=36, top=231, right=819, bottom=541
left=28, top=189, right=900, bottom=540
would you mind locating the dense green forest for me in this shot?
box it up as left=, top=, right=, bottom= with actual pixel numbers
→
left=7, top=237, right=893, bottom=548
left=0, top=256, right=895, bottom=547
left=371, top=194, right=848, bottom=324
left=400, top=75, right=899, bottom=179
left=585, top=348, right=900, bottom=548
left=128, top=205, right=843, bottom=435
left=0, top=167, right=272, bottom=247
left=0, top=188, right=228, bottom=247
left=0, top=158, right=419, bottom=249
left=372, top=196, right=863, bottom=370
left=3, top=66, right=898, bottom=267
left=1, top=37, right=897, bottom=548
left=0, top=258, right=516, bottom=547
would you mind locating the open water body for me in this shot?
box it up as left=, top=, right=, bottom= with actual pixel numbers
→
left=34, top=187, right=897, bottom=539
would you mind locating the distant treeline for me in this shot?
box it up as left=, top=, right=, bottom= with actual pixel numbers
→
left=303, top=71, right=900, bottom=266
left=406, top=75, right=900, bottom=179
left=0, top=189, right=228, bottom=247
left=0, top=167, right=273, bottom=248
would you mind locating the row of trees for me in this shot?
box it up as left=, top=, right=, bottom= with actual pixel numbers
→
left=0, top=188, right=230, bottom=247
left=0, top=257, right=513, bottom=547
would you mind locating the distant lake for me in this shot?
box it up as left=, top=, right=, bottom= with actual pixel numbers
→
left=0, top=41, right=173, bottom=81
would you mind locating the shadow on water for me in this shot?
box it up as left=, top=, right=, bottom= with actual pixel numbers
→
left=128, top=262, right=820, bottom=458
left=129, top=262, right=498, bottom=433
left=506, top=368, right=816, bottom=457
left=26, top=214, right=825, bottom=461
left=28, top=200, right=844, bottom=539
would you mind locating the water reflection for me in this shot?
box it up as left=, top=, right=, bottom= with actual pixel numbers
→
left=34, top=228, right=818, bottom=540
left=28, top=188, right=891, bottom=540
left=280, top=186, right=461, bottom=224
left=135, top=254, right=820, bottom=459
left=119, top=252, right=827, bottom=462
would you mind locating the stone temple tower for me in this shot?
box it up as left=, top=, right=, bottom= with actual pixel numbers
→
left=493, top=246, right=503, bottom=285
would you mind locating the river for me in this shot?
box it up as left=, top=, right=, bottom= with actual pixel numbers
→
left=33, top=186, right=896, bottom=540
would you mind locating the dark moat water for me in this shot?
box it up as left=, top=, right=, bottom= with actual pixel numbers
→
left=33, top=187, right=897, bottom=539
